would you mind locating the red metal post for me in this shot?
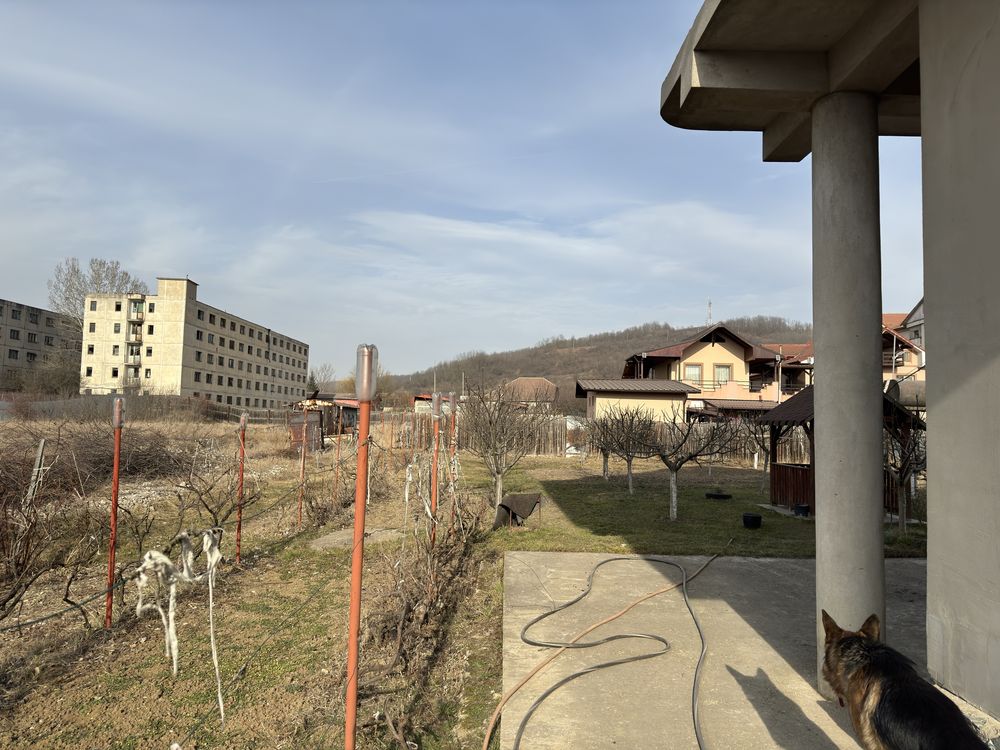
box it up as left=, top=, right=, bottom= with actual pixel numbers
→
left=298, top=406, right=307, bottom=530
left=448, top=392, right=458, bottom=534
left=235, top=412, right=247, bottom=565
left=430, top=394, right=441, bottom=547
left=345, top=344, right=377, bottom=750
left=105, top=397, right=124, bottom=629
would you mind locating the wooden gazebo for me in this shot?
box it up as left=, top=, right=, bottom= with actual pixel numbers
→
left=758, top=386, right=924, bottom=514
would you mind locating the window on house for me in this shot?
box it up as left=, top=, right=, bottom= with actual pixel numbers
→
left=683, top=364, right=702, bottom=382
left=147, top=324, right=154, bottom=335
left=115, top=302, right=122, bottom=312
left=87, top=345, right=95, bottom=355
left=144, top=369, right=151, bottom=379
left=113, top=323, right=121, bottom=334
left=85, top=366, right=93, bottom=377
left=714, top=365, right=732, bottom=384
left=146, top=346, right=153, bottom=357
left=111, top=367, right=119, bottom=378
left=8, top=329, right=18, bottom=340
left=89, top=301, right=97, bottom=311
left=89, top=323, right=96, bottom=333
left=148, top=303, right=155, bottom=313
left=197, top=309, right=204, bottom=320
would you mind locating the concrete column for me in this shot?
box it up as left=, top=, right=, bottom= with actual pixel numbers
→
left=921, top=0, right=1000, bottom=716
left=811, top=91, right=885, bottom=696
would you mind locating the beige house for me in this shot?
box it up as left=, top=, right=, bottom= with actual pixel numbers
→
left=80, top=278, right=309, bottom=409
left=575, top=378, right=699, bottom=421
left=503, top=376, right=559, bottom=408
left=0, top=298, right=78, bottom=389
left=622, top=324, right=809, bottom=406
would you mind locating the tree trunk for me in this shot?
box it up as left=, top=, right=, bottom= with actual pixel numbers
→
left=759, top=452, right=770, bottom=495
left=602, top=450, right=609, bottom=480
left=494, top=474, right=504, bottom=507
left=669, top=469, right=678, bottom=521
left=626, top=457, right=633, bottom=495
left=898, top=474, right=909, bottom=534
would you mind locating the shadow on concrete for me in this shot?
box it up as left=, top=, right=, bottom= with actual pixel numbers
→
left=726, top=665, right=846, bottom=749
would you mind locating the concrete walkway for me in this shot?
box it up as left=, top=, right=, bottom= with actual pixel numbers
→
left=502, top=552, right=999, bottom=749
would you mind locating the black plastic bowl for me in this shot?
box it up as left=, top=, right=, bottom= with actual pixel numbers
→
left=742, top=512, right=762, bottom=530
left=706, top=491, right=732, bottom=500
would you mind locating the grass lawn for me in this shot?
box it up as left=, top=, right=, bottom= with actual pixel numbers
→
left=463, top=454, right=926, bottom=559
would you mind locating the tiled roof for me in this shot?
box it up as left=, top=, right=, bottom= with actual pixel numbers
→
left=702, top=399, right=778, bottom=411
left=576, top=379, right=700, bottom=398
left=882, top=313, right=907, bottom=330
left=505, top=376, right=558, bottom=402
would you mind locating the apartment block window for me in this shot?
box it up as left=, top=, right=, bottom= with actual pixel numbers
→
left=237, top=379, right=243, bottom=388
left=28, top=312, right=38, bottom=324
left=45, top=317, right=54, bottom=327
left=8, top=329, right=18, bottom=340
left=148, top=303, right=155, bottom=313
left=89, top=301, right=97, bottom=311
left=228, top=377, right=234, bottom=387
left=247, top=346, right=253, bottom=356
left=85, top=367, right=93, bottom=377
left=207, top=354, right=214, bottom=365
left=238, top=343, right=244, bottom=352
left=195, top=351, right=202, bottom=362
left=112, top=345, right=120, bottom=355
left=115, top=301, right=122, bottom=312
left=197, top=309, right=204, bottom=320
left=206, top=374, right=213, bottom=384
left=239, top=325, right=245, bottom=335
left=87, top=345, right=95, bottom=355
left=255, top=382, right=259, bottom=390
left=226, top=396, right=233, bottom=405
left=194, top=372, right=202, bottom=382
left=258, top=332, right=263, bottom=341
left=249, top=327, right=254, bottom=338
left=229, top=340, right=235, bottom=350
left=111, top=367, right=119, bottom=378
left=44, top=336, right=53, bottom=346
left=208, top=333, right=214, bottom=344
left=236, top=397, right=241, bottom=406
left=147, top=324, right=154, bottom=335
left=256, top=365, right=261, bottom=374
left=219, top=337, right=225, bottom=347
left=230, top=321, right=235, bottom=331
left=113, top=323, right=121, bottom=334
left=238, top=361, right=244, bottom=370
left=264, top=366, right=269, bottom=376
left=216, top=395, right=222, bottom=403
left=7, top=349, right=17, bottom=360
left=228, top=358, right=234, bottom=368
left=196, top=330, right=203, bottom=341
left=146, top=346, right=153, bottom=357
left=144, top=369, right=151, bottom=379
left=254, top=399, right=259, bottom=407
left=89, top=322, right=96, bottom=333
left=220, top=317, right=226, bottom=328
left=209, top=314, right=216, bottom=324
left=10, top=309, right=20, bottom=320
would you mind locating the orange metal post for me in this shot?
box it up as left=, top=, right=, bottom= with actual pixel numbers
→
left=104, top=398, right=124, bottom=629
left=235, top=413, right=247, bottom=565
left=448, top=392, right=458, bottom=534
left=430, top=394, right=441, bottom=547
left=298, top=406, right=307, bottom=530
left=345, top=344, right=377, bottom=750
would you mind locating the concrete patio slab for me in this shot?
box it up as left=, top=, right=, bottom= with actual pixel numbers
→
left=502, top=552, right=999, bottom=750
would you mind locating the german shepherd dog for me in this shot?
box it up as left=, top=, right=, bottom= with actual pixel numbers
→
left=821, top=610, right=989, bottom=749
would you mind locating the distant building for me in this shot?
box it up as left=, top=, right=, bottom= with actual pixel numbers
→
left=0, top=297, right=78, bottom=389
left=503, top=376, right=559, bottom=407
left=80, top=277, right=309, bottom=409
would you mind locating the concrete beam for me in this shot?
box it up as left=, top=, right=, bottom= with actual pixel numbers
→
left=763, top=112, right=811, bottom=163
left=680, top=50, right=828, bottom=113
left=829, top=0, right=919, bottom=92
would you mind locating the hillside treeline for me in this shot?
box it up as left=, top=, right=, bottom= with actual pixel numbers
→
left=385, top=316, right=811, bottom=415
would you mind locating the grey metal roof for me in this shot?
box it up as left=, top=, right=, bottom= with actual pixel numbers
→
left=575, top=379, right=700, bottom=398
left=703, top=398, right=778, bottom=411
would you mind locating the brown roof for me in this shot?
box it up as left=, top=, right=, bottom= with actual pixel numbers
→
left=702, top=398, right=778, bottom=412
left=505, top=376, right=558, bottom=402
left=632, top=324, right=783, bottom=365
left=758, top=386, right=924, bottom=430
left=575, top=379, right=700, bottom=398
left=882, top=313, right=907, bottom=330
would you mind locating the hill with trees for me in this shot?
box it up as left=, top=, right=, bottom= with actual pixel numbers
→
left=385, top=316, right=811, bottom=414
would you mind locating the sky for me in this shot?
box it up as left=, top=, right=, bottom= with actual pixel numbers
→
left=0, top=1, right=923, bottom=377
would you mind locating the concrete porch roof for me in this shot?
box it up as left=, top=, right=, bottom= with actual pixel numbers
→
left=660, top=0, right=920, bottom=161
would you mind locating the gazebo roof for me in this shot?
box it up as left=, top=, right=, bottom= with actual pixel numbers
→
left=758, top=385, right=924, bottom=430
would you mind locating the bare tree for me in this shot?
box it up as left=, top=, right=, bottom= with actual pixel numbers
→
left=650, top=419, right=739, bottom=521
left=47, top=257, right=149, bottom=337
left=461, top=383, right=554, bottom=506
left=885, top=426, right=926, bottom=533
left=311, top=362, right=336, bottom=392
left=739, top=416, right=772, bottom=494
left=176, top=450, right=264, bottom=528
left=586, top=416, right=614, bottom=480
left=590, top=406, right=657, bottom=495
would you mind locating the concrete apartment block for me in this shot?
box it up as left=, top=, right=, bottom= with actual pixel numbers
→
left=80, top=278, right=309, bottom=409
left=0, top=297, right=78, bottom=388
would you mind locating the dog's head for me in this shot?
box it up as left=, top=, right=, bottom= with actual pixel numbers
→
left=821, top=609, right=880, bottom=706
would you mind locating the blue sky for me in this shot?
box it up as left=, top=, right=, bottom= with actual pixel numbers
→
left=0, top=1, right=923, bottom=376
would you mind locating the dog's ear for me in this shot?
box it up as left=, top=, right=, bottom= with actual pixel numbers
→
left=859, top=613, right=880, bottom=641
left=821, top=609, right=840, bottom=639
